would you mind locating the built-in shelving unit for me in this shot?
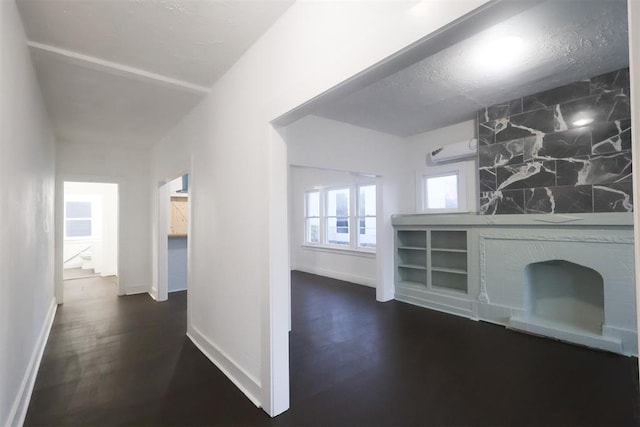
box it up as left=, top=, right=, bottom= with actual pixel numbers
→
left=396, top=230, right=427, bottom=286
left=430, top=230, right=467, bottom=293
left=395, top=229, right=468, bottom=294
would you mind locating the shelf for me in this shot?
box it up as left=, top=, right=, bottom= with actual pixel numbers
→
left=431, top=284, right=468, bottom=294
left=431, top=230, right=466, bottom=251
left=431, top=266, right=467, bottom=275
left=432, top=269, right=467, bottom=293
left=397, top=230, right=427, bottom=249
left=431, top=250, right=467, bottom=272
left=398, top=246, right=427, bottom=251
left=397, top=280, right=427, bottom=288
left=431, top=248, right=467, bottom=253
left=399, top=264, right=427, bottom=271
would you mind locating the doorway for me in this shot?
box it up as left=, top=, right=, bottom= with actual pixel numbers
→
left=155, top=173, right=190, bottom=302
left=62, top=181, right=119, bottom=300
left=168, top=174, right=189, bottom=294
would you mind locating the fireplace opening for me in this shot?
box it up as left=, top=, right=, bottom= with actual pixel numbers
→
left=524, top=260, right=604, bottom=334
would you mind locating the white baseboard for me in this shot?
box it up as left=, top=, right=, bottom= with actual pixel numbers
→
left=6, top=298, right=57, bottom=427
left=292, top=265, right=376, bottom=288
left=168, top=286, right=187, bottom=293
left=125, top=284, right=149, bottom=295
left=187, top=325, right=262, bottom=408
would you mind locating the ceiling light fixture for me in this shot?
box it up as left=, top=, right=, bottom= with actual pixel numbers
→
left=572, top=112, right=595, bottom=127
left=472, top=35, right=525, bottom=75
left=573, top=117, right=594, bottom=127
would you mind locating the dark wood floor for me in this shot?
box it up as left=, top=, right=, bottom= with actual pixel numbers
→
left=26, top=271, right=639, bottom=426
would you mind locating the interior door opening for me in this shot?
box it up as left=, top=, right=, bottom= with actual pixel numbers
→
left=62, top=181, right=119, bottom=300
left=168, top=174, right=189, bottom=295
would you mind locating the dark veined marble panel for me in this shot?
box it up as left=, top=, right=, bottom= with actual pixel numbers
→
left=478, top=138, right=524, bottom=168
left=557, top=152, right=632, bottom=186
left=555, top=92, right=630, bottom=130
left=522, top=80, right=590, bottom=113
left=591, top=68, right=630, bottom=95
left=478, top=98, right=523, bottom=122
left=495, top=108, right=555, bottom=143
left=478, top=121, right=496, bottom=146
left=524, top=127, right=591, bottom=161
left=593, top=181, right=634, bottom=213
left=496, top=161, right=556, bottom=190
left=592, top=119, right=632, bottom=155
left=479, top=168, right=497, bottom=192
left=477, top=67, right=632, bottom=215
left=480, top=190, right=525, bottom=215
left=556, top=156, right=590, bottom=186
left=524, top=185, right=592, bottom=214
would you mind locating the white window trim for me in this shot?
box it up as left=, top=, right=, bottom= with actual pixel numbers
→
left=416, top=160, right=475, bottom=214
left=302, top=182, right=376, bottom=253
left=304, top=190, right=321, bottom=245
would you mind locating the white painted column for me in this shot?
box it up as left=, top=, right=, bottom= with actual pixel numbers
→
left=376, top=176, right=395, bottom=302
left=155, top=182, right=170, bottom=301
left=263, top=126, right=290, bottom=416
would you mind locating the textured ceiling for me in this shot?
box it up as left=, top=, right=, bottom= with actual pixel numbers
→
left=17, top=0, right=293, bottom=148
left=312, top=0, right=629, bottom=137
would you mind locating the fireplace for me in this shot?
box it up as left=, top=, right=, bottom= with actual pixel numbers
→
left=392, top=212, right=636, bottom=356
left=479, top=230, right=636, bottom=355
left=524, top=260, right=604, bottom=334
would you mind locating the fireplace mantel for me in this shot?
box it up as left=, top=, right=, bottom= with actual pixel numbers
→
left=392, top=213, right=637, bottom=355
left=392, top=212, right=633, bottom=227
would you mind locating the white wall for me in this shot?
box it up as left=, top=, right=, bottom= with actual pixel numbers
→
left=63, top=182, right=118, bottom=277
left=56, top=141, right=151, bottom=295
left=152, top=0, right=492, bottom=416
left=405, top=119, right=478, bottom=212
left=0, top=1, right=57, bottom=425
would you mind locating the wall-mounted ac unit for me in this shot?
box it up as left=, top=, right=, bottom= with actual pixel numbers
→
left=429, top=138, right=478, bottom=163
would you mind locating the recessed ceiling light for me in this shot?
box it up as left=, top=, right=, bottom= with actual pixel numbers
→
left=572, top=116, right=594, bottom=127
left=472, top=35, right=524, bottom=74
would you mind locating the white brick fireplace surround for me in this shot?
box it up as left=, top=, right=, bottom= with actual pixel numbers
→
left=392, top=213, right=637, bottom=356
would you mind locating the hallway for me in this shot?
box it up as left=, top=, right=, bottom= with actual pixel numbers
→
left=25, top=277, right=269, bottom=425
left=26, top=272, right=640, bottom=426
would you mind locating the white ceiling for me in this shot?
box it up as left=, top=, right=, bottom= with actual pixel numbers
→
left=17, top=0, right=293, bottom=148
left=311, top=0, right=630, bottom=137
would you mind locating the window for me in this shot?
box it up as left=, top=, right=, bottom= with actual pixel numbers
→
left=357, top=185, right=376, bottom=248
left=65, top=201, right=93, bottom=237
left=303, top=184, right=376, bottom=250
left=304, top=191, right=320, bottom=244
left=326, top=188, right=350, bottom=245
left=425, top=173, right=458, bottom=209
left=417, top=161, right=474, bottom=213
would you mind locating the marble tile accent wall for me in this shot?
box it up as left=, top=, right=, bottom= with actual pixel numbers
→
left=478, top=68, right=633, bottom=215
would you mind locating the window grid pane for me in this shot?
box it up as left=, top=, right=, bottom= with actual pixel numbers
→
left=66, top=219, right=92, bottom=237
left=66, top=201, right=92, bottom=219
left=327, top=188, right=350, bottom=217
left=425, top=174, right=458, bottom=209
left=357, top=216, right=376, bottom=248
left=326, top=217, right=350, bottom=245
left=305, top=218, right=320, bottom=243
left=306, top=191, right=320, bottom=217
